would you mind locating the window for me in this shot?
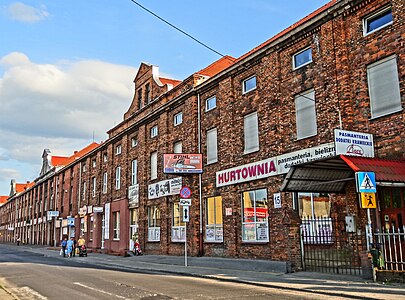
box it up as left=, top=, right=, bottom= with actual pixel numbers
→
left=364, top=7, right=393, bottom=35
left=137, top=88, right=142, bottom=109
left=150, top=152, right=157, bottom=180
left=293, top=47, right=312, bottom=69
left=174, top=112, right=183, bottom=126
left=206, top=128, right=218, bottom=164
left=242, top=76, right=257, bottom=94
left=92, top=177, right=96, bottom=197
left=80, top=218, right=85, bottom=237
left=205, top=196, right=223, bottom=242
left=367, top=56, right=402, bottom=119
left=145, top=83, right=151, bottom=103
left=115, top=166, right=121, bottom=190
left=103, top=153, right=108, bottom=162
left=92, top=159, right=96, bottom=168
left=172, top=203, right=186, bottom=242
left=131, top=159, right=138, bottom=185
left=244, top=112, right=259, bottom=154
left=82, top=164, right=87, bottom=172
left=115, top=145, right=122, bottom=155
left=206, top=96, right=216, bottom=111
left=151, top=125, right=158, bottom=138
left=295, top=192, right=332, bottom=244
left=242, top=189, right=268, bottom=242
left=131, top=137, right=138, bottom=147
left=113, top=211, right=120, bottom=240
left=89, top=216, right=94, bottom=241
left=148, top=206, right=161, bottom=241
left=102, top=172, right=107, bottom=194
left=174, top=141, right=182, bottom=154
left=295, top=89, right=317, bottom=139
left=82, top=182, right=86, bottom=201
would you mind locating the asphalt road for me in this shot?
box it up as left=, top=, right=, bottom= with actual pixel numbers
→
left=0, top=245, right=352, bottom=299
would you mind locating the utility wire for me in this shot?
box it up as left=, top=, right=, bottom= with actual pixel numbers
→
left=128, top=0, right=226, bottom=58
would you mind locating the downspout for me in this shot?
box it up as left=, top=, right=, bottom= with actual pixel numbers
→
left=197, top=92, right=203, bottom=256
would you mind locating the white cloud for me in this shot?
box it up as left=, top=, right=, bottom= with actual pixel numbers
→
left=0, top=167, right=21, bottom=182
left=7, top=2, right=49, bottom=23
left=0, top=52, right=137, bottom=168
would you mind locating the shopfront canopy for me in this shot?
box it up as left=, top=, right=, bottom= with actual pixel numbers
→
left=280, top=155, right=405, bottom=193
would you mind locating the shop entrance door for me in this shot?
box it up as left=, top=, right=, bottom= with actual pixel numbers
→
left=129, top=208, right=139, bottom=251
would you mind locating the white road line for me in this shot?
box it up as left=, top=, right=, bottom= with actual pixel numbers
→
left=73, top=282, right=128, bottom=299
left=11, top=286, right=48, bottom=300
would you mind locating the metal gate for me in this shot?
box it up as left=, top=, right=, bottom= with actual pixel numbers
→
left=300, top=217, right=366, bottom=275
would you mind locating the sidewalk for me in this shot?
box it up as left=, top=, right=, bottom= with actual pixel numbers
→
left=6, top=245, right=405, bottom=299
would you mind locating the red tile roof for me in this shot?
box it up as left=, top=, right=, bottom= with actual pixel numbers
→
left=15, top=182, right=35, bottom=193
left=197, top=56, right=236, bottom=77
left=159, top=77, right=182, bottom=88
left=237, top=0, right=337, bottom=62
left=51, top=156, right=69, bottom=167
left=0, top=196, right=8, bottom=205
left=62, top=142, right=100, bottom=166
left=341, top=155, right=405, bottom=182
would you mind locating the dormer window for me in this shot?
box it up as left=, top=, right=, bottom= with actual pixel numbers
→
left=137, top=88, right=143, bottom=109
left=145, top=83, right=151, bottom=103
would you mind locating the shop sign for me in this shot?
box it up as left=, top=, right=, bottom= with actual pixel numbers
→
left=148, top=177, right=182, bottom=199
left=225, top=208, right=232, bottom=216
left=334, top=129, right=374, bottom=157
left=163, top=154, right=203, bottom=174
left=67, top=217, right=75, bottom=226
left=104, top=203, right=110, bottom=240
left=47, top=211, right=59, bottom=220
left=79, top=206, right=87, bottom=216
left=243, top=207, right=268, bottom=218
left=217, top=143, right=335, bottom=187
left=93, top=206, right=103, bottom=213
left=128, top=184, right=139, bottom=207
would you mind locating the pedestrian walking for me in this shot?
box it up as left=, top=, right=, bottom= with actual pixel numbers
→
left=67, top=237, right=74, bottom=258
left=72, top=237, right=77, bottom=257
left=61, top=238, right=67, bottom=257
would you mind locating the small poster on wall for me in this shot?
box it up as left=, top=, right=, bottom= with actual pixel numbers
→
left=273, top=193, right=282, bottom=209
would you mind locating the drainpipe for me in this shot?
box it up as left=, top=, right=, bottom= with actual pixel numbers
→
left=197, top=92, right=203, bottom=256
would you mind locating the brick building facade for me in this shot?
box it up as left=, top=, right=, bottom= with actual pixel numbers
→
left=1, top=0, right=404, bottom=273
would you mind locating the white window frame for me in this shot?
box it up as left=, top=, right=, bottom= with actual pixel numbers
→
left=172, top=203, right=186, bottom=242
left=150, top=152, right=157, bottom=180
left=295, top=89, right=317, bottom=140
left=206, top=96, right=217, bottom=111
left=131, top=159, right=138, bottom=185
left=102, top=172, right=107, bottom=194
left=174, top=141, right=182, bottom=154
left=241, top=189, right=269, bottom=243
left=92, top=159, right=96, bottom=168
left=174, top=112, right=183, bottom=126
left=131, top=137, right=138, bottom=147
left=205, top=196, right=223, bottom=242
left=148, top=206, right=161, bottom=242
left=103, top=153, right=108, bottom=162
left=242, top=76, right=257, bottom=94
left=206, top=128, right=218, bottom=164
left=363, top=6, right=393, bottom=36
left=151, top=125, right=158, bottom=138
left=115, top=166, right=121, bottom=190
left=113, top=211, right=120, bottom=240
left=115, top=145, right=122, bottom=155
left=82, top=182, right=86, bottom=201
left=92, top=176, right=96, bottom=197
left=367, top=56, right=402, bottom=119
left=244, top=112, right=259, bottom=154
left=293, top=47, right=312, bottom=69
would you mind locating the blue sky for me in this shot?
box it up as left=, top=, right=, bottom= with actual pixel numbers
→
left=0, top=0, right=330, bottom=195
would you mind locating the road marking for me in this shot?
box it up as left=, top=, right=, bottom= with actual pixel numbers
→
left=73, top=282, right=128, bottom=299
left=11, top=286, right=47, bottom=299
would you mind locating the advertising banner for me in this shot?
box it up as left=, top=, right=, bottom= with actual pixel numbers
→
left=148, top=177, right=182, bottom=199
left=163, top=154, right=203, bottom=174
left=128, top=184, right=139, bottom=207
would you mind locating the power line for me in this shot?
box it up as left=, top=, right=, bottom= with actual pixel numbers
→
left=128, top=0, right=225, bottom=57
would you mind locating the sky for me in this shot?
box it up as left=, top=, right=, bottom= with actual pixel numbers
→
left=0, top=0, right=330, bottom=196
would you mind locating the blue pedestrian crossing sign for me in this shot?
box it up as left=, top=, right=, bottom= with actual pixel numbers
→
left=356, top=172, right=376, bottom=193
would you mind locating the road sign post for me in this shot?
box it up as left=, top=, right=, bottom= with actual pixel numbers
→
left=180, top=200, right=190, bottom=267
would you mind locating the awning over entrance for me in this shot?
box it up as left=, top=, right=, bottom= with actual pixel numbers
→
left=280, top=155, right=405, bottom=193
